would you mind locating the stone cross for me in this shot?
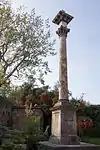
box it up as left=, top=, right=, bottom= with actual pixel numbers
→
left=49, top=10, right=79, bottom=145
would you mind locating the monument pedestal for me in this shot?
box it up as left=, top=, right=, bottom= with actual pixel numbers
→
left=49, top=100, right=79, bottom=145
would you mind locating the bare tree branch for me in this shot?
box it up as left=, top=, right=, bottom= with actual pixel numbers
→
left=6, top=56, right=26, bottom=79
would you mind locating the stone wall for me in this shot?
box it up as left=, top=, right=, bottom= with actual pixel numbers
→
left=12, top=105, right=44, bottom=130
left=0, top=105, right=44, bottom=131
left=0, top=105, right=12, bottom=127
left=12, top=106, right=26, bottom=130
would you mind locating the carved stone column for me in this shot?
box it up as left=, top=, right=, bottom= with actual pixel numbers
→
left=57, top=25, right=70, bottom=101
left=49, top=10, right=79, bottom=145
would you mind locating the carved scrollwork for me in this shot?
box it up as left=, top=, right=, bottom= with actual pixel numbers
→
left=56, top=25, right=70, bottom=37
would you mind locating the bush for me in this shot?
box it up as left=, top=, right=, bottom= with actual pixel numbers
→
left=0, top=116, right=47, bottom=150
left=24, top=116, right=48, bottom=150
left=0, top=126, right=26, bottom=150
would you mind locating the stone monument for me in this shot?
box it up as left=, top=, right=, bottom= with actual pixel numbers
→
left=38, top=10, right=100, bottom=150
left=49, top=10, right=79, bottom=145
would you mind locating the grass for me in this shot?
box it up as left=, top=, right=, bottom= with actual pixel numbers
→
left=82, top=136, right=100, bottom=145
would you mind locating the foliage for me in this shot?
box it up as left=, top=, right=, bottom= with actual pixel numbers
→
left=77, top=119, right=93, bottom=138
left=50, top=82, right=59, bottom=105
left=24, top=116, right=47, bottom=140
left=9, top=81, right=90, bottom=109
left=0, top=125, right=26, bottom=150
left=40, top=92, right=53, bottom=107
left=24, top=116, right=41, bottom=134
left=8, top=83, right=53, bottom=106
left=69, top=92, right=89, bottom=110
left=24, top=116, right=48, bottom=150
left=77, top=120, right=93, bottom=129
left=0, top=0, right=56, bottom=85
left=76, top=104, right=100, bottom=138
left=84, top=105, right=100, bottom=124
left=82, top=105, right=100, bottom=137
left=0, top=116, right=47, bottom=150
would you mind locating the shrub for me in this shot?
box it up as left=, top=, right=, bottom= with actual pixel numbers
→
left=77, top=119, right=93, bottom=138
left=24, top=116, right=48, bottom=150
left=0, top=126, right=26, bottom=150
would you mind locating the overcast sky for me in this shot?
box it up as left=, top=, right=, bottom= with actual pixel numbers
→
left=12, top=0, right=100, bottom=104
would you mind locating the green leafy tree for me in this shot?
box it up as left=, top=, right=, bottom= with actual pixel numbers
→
left=9, top=83, right=51, bottom=106
left=51, top=82, right=59, bottom=105
left=0, top=0, right=55, bottom=86
left=84, top=105, right=100, bottom=124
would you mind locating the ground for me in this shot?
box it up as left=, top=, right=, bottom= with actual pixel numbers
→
left=82, top=137, right=100, bottom=145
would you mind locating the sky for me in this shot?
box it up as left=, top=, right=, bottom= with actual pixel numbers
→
left=12, top=0, right=100, bottom=104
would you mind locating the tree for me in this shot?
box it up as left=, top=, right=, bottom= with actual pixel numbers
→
left=9, top=82, right=51, bottom=106
left=84, top=105, right=100, bottom=124
left=50, top=81, right=59, bottom=105
left=0, top=0, right=56, bottom=86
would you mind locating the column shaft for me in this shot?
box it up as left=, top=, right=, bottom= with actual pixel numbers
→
left=59, top=35, right=68, bottom=100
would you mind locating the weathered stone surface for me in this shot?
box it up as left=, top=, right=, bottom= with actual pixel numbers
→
left=12, top=106, right=26, bottom=130
left=53, top=10, right=73, bottom=25
left=12, top=105, right=43, bottom=130
left=0, top=104, right=12, bottom=127
left=50, top=10, right=79, bottom=145
left=59, top=35, right=68, bottom=100
left=51, top=110, right=60, bottom=137
left=50, top=100, right=79, bottom=145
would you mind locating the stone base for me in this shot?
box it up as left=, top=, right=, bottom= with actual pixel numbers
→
left=38, top=141, right=100, bottom=150
left=50, top=100, right=79, bottom=145
left=49, top=135, right=80, bottom=145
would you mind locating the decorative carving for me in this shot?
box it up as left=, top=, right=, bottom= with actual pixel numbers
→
left=56, top=25, right=70, bottom=37
left=52, top=10, right=73, bottom=25
left=50, top=11, right=80, bottom=145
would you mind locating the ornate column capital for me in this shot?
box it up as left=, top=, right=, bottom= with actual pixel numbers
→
left=56, top=25, right=70, bottom=37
